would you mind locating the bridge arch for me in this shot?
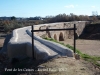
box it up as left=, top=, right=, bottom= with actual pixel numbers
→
left=46, top=27, right=51, bottom=38
left=59, top=32, right=64, bottom=41
left=54, top=34, right=57, bottom=40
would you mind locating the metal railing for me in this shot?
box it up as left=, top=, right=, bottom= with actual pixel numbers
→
left=31, top=24, right=77, bottom=59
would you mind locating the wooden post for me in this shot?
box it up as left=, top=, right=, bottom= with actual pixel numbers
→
left=74, top=24, right=76, bottom=53
left=31, top=25, right=34, bottom=59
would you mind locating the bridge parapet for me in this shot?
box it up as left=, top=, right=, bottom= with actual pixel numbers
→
left=38, top=21, right=89, bottom=41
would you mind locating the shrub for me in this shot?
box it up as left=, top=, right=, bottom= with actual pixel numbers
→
left=4, top=23, right=24, bottom=33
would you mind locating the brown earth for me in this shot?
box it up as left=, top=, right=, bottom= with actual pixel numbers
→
left=38, top=57, right=100, bottom=75
left=0, top=38, right=100, bottom=75
left=61, top=39, right=100, bottom=56
left=79, top=23, right=100, bottom=40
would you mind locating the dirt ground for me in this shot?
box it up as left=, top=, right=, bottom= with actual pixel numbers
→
left=39, top=57, right=100, bottom=75
left=39, top=39, right=100, bottom=75
left=0, top=38, right=5, bottom=50
left=61, top=39, right=100, bottom=56
left=38, top=38, right=100, bottom=75
left=0, top=38, right=100, bottom=75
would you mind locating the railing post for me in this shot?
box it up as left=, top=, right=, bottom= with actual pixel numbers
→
left=74, top=24, right=76, bottom=53
left=31, top=25, right=34, bottom=59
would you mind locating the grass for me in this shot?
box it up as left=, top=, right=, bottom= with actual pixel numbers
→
left=43, top=37, right=100, bottom=68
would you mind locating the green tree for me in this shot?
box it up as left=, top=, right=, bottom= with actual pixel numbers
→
left=11, top=16, right=16, bottom=20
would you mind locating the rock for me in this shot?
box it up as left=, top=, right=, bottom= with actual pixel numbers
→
left=80, top=68, right=85, bottom=70
left=74, top=53, right=80, bottom=60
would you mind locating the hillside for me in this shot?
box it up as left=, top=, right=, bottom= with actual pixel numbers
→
left=79, top=23, right=100, bottom=40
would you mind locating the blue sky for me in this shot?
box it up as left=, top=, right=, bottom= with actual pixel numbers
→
left=0, top=0, right=99, bottom=17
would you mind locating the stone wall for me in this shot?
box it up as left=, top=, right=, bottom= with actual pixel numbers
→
left=38, top=21, right=89, bottom=41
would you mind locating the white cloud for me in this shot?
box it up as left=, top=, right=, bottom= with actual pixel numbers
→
left=91, top=6, right=96, bottom=8
left=65, top=5, right=75, bottom=8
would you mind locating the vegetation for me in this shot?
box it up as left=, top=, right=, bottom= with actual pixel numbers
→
left=0, top=13, right=100, bottom=33
left=11, top=16, right=16, bottom=20
left=4, top=23, right=24, bottom=32
left=43, top=37, right=100, bottom=68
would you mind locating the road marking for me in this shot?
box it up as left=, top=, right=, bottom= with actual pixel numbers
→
left=15, top=29, right=18, bottom=42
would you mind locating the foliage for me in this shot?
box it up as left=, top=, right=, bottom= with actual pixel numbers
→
left=4, top=23, right=24, bottom=32
left=46, top=13, right=97, bottom=23
left=0, top=13, right=100, bottom=33
left=11, top=16, right=16, bottom=20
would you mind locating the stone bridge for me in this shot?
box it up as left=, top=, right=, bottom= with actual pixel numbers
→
left=37, top=21, right=89, bottom=41
left=0, top=21, right=89, bottom=60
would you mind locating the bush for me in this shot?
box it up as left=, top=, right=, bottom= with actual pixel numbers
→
left=4, top=23, right=24, bottom=33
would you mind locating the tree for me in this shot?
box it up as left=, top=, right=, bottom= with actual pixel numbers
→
left=92, top=11, right=98, bottom=16
left=11, top=16, right=16, bottom=20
